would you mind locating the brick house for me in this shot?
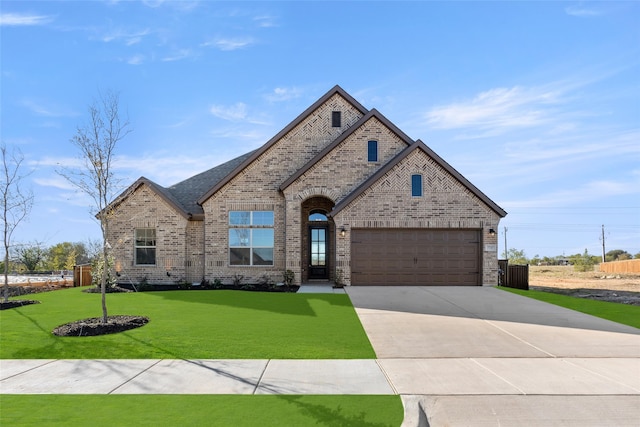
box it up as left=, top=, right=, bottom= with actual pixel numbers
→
left=106, top=85, right=506, bottom=286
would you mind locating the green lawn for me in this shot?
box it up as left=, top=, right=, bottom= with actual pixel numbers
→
left=499, top=287, right=640, bottom=329
left=0, top=287, right=376, bottom=359
left=0, top=395, right=404, bottom=427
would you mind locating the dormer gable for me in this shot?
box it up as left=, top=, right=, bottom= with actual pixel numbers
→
left=197, top=85, right=369, bottom=205
left=280, top=108, right=415, bottom=192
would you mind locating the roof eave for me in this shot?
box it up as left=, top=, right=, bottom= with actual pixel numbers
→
left=330, top=140, right=507, bottom=218
left=199, top=85, right=369, bottom=205
left=280, top=108, right=415, bottom=192
left=102, top=177, right=192, bottom=220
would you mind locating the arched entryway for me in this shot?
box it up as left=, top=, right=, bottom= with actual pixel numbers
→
left=301, top=196, right=335, bottom=282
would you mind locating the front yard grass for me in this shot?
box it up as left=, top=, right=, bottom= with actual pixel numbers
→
left=0, top=395, right=404, bottom=427
left=499, top=287, right=640, bottom=329
left=0, top=287, right=376, bottom=359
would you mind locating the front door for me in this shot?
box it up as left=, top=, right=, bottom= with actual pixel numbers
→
left=308, top=226, right=329, bottom=279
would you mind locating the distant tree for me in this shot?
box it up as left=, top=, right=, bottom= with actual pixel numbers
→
left=540, top=256, right=556, bottom=265
left=573, top=249, right=597, bottom=272
left=15, top=242, right=46, bottom=272
left=506, top=248, right=528, bottom=265
left=530, top=254, right=541, bottom=265
left=605, top=249, right=631, bottom=262
left=44, top=242, right=87, bottom=271
left=83, top=237, right=102, bottom=263
left=1, top=144, right=34, bottom=302
left=59, top=90, right=131, bottom=323
left=635, top=252, right=640, bottom=260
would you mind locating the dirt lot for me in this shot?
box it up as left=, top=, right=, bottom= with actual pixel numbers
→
left=530, top=265, right=640, bottom=305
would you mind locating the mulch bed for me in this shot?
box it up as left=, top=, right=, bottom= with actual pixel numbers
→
left=82, top=285, right=132, bottom=294
left=52, top=315, right=149, bottom=337
left=0, top=300, right=40, bottom=310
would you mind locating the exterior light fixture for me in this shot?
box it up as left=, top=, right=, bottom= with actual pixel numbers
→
left=489, top=228, right=496, bottom=236
left=340, top=227, right=346, bottom=237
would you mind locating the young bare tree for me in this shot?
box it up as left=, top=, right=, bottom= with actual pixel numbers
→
left=1, top=144, right=34, bottom=302
left=60, top=90, right=131, bottom=323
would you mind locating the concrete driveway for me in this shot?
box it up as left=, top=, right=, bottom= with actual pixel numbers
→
left=346, top=286, right=640, bottom=426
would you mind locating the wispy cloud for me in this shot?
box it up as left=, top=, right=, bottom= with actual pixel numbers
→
left=210, top=102, right=248, bottom=121
left=162, top=48, right=196, bottom=62
left=254, top=15, right=277, bottom=28
left=141, top=0, right=199, bottom=11
left=33, top=176, right=76, bottom=191
left=101, top=28, right=151, bottom=45
left=425, top=85, right=563, bottom=134
left=21, top=99, right=77, bottom=118
left=0, top=12, right=54, bottom=26
left=264, top=87, right=303, bottom=102
left=565, top=5, right=604, bottom=17
left=502, top=174, right=640, bottom=209
left=126, top=54, right=146, bottom=65
left=201, top=37, right=254, bottom=51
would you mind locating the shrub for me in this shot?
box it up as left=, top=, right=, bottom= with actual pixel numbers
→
left=282, top=270, right=295, bottom=287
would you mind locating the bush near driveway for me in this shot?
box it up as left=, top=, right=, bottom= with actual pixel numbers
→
left=0, top=287, right=376, bottom=359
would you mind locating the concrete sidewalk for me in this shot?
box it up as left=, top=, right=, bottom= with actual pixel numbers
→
left=3, top=356, right=638, bottom=396
left=2, top=286, right=640, bottom=426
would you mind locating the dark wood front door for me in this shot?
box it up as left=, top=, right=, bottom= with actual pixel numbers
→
left=308, top=225, right=329, bottom=279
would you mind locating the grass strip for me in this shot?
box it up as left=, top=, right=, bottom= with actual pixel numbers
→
left=0, top=394, right=403, bottom=427
left=498, top=287, right=640, bottom=329
left=0, top=288, right=375, bottom=359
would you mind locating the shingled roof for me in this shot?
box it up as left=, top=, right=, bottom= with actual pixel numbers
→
left=164, top=150, right=256, bottom=218
left=107, top=150, right=256, bottom=220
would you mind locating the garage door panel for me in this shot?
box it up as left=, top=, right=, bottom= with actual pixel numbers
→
left=351, top=229, right=480, bottom=286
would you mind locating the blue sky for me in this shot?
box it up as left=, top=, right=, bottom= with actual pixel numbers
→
left=1, top=0, right=639, bottom=259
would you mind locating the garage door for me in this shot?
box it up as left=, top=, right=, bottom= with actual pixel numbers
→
left=351, top=229, right=480, bottom=286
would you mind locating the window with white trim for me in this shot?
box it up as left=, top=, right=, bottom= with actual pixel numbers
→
left=135, top=228, right=156, bottom=265
left=229, top=211, right=274, bottom=266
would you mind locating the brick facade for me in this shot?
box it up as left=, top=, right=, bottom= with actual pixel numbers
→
left=106, top=86, right=506, bottom=287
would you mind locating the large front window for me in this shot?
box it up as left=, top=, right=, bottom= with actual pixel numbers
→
left=229, top=211, right=274, bottom=266
left=135, top=228, right=156, bottom=265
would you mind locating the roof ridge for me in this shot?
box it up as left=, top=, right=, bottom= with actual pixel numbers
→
left=330, top=140, right=507, bottom=217
left=280, top=108, right=414, bottom=191
left=197, top=85, right=368, bottom=205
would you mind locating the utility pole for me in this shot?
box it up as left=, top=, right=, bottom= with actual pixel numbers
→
left=503, top=226, right=508, bottom=260
left=601, top=224, right=606, bottom=263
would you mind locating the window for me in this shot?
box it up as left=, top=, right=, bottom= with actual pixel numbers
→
left=367, top=140, right=378, bottom=162
left=411, top=174, right=423, bottom=197
left=331, top=111, right=341, bottom=127
left=309, top=210, right=328, bottom=221
left=229, top=211, right=274, bottom=266
left=135, top=228, right=156, bottom=265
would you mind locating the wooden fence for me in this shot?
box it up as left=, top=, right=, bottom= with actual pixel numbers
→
left=599, top=259, right=640, bottom=274
left=73, top=264, right=92, bottom=287
left=498, top=259, right=529, bottom=290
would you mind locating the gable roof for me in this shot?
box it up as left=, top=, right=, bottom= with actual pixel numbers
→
left=279, top=108, right=415, bottom=191
left=107, top=151, right=256, bottom=220
left=330, top=140, right=507, bottom=218
left=197, top=85, right=369, bottom=205
left=165, top=150, right=256, bottom=218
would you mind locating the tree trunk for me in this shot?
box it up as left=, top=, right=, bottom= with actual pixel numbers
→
left=3, top=245, right=8, bottom=303
left=100, top=245, right=108, bottom=324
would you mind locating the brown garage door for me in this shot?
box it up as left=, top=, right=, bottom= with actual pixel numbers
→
left=351, top=229, right=480, bottom=286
